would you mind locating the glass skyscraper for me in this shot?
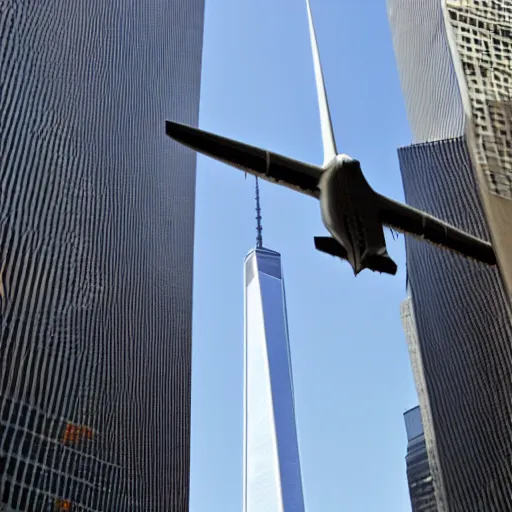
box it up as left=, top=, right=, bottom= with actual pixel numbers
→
left=0, top=2, right=204, bottom=510
left=404, top=406, right=438, bottom=512
left=388, top=1, right=512, bottom=510
left=243, top=246, right=305, bottom=512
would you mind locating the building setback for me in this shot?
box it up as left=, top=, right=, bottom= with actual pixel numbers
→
left=243, top=243, right=305, bottom=512
left=0, top=1, right=204, bottom=510
left=388, top=1, right=512, bottom=511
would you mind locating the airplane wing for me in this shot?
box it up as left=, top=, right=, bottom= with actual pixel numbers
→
left=378, top=194, right=497, bottom=266
left=166, top=121, right=321, bottom=198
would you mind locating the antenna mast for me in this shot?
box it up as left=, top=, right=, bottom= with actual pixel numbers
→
left=255, top=177, right=263, bottom=249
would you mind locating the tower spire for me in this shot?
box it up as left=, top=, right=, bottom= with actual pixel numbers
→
left=255, top=177, right=263, bottom=249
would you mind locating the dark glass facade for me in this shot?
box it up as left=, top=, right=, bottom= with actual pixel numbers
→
left=0, top=1, right=204, bottom=510
left=404, top=406, right=437, bottom=512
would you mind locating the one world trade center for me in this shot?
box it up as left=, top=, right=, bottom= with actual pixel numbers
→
left=243, top=179, right=305, bottom=512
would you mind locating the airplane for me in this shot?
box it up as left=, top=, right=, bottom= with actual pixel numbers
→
left=165, top=0, right=497, bottom=276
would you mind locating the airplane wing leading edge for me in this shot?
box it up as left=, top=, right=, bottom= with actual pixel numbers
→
left=378, top=194, right=497, bottom=266
left=165, top=121, right=321, bottom=198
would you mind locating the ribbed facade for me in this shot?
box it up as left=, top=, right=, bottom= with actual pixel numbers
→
left=389, top=2, right=512, bottom=509
left=243, top=248, right=305, bottom=512
left=0, top=2, right=204, bottom=510
left=389, top=0, right=512, bottom=297
left=387, top=0, right=466, bottom=143
left=398, top=138, right=512, bottom=511
left=404, top=406, right=438, bottom=512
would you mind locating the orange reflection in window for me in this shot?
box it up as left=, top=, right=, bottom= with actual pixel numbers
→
left=62, top=423, right=94, bottom=445
left=54, top=498, right=72, bottom=511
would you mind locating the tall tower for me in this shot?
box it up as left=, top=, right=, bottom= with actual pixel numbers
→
left=243, top=179, right=305, bottom=512
left=388, top=1, right=512, bottom=510
left=0, top=2, right=204, bottom=511
left=404, top=406, right=438, bottom=512
left=389, top=0, right=512, bottom=297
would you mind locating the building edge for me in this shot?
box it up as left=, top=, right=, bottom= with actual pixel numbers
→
left=400, top=295, right=449, bottom=512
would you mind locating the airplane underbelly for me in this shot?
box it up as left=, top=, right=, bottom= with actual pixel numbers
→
left=320, top=166, right=364, bottom=262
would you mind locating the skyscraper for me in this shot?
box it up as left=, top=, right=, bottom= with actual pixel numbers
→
left=388, top=1, right=512, bottom=510
left=243, top=179, right=305, bottom=512
left=388, top=0, right=512, bottom=297
left=0, top=2, right=204, bottom=510
left=404, top=406, right=438, bottom=512
left=401, top=295, right=447, bottom=510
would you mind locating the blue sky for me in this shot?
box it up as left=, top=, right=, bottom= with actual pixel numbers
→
left=190, top=0, right=418, bottom=510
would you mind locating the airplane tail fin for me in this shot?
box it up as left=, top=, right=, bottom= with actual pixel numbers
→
left=361, top=249, right=398, bottom=276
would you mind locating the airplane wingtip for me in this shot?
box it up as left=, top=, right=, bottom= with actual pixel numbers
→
left=165, top=120, right=199, bottom=145
left=165, top=120, right=181, bottom=136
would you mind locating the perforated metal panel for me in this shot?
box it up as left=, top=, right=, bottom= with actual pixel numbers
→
left=0, top=1, right=204, bottom=510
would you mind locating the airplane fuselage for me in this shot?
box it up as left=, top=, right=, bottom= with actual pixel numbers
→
left=318, top=155, right=366, bottom=273
left=318, top=155, right=397, bottom=275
